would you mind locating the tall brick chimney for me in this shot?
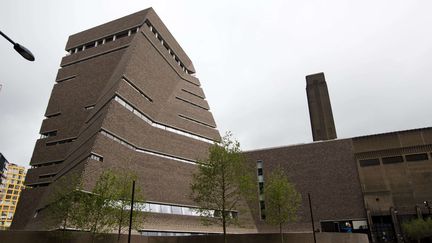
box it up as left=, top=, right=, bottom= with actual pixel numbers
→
left=306, top=72, right=337, bottom=141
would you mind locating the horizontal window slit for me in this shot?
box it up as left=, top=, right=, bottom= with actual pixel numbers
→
left=113, top=96, right=215, bottom=144
left=406, top=153, right=429, bottom=162
left=181, top=89, right=205, bottom=99
left=176, top=97, right=208, bottom=110
left=122, top=76, right=153, bottom=102
left=45, top=112, right=61, bottom=118
left=359, top=158, right=380, bottom=167
left=178, top=114, right=215, bottom=129
left=66, top=26, right=139, bottom=56
left=382, top=156, right=404, bottom=164
left=56, top=76, right=76, bottom=83
left=100, top=129, right=196, bottom=165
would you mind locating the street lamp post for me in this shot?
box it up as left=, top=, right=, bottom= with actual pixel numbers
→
left=128, top=180, right=136, bottom=243
left=0, top=31, right=35, bottom=61
left=308, top=193, right=317, bottom=243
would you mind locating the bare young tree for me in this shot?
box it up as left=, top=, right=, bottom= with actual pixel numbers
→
left=191, top=132, right=255, bottom=243
left=264, top=166, right=301, bottom=243
left=110, top=171, right=145, bottom=242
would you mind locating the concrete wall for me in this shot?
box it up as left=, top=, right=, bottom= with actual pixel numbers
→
left=0, top=231, right=368, bottom=243
left=352, top=127, right=432, bottom=215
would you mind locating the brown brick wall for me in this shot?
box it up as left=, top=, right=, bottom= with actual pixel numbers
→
left=13, top=8, right=221, bottom=232
left=245, top=139, right=366, bottom=232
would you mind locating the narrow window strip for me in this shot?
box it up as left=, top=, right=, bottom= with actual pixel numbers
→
left=113, top=96, right=216, bottom=144
left=181, top=88, right=205, bottom=99
left=178, top=114, right=216, bottom=129
left=122, top=76, right=153, bottom=102
left=100, top=129, right=196, bottom=165
left=176, top=97, right=209, bottom=111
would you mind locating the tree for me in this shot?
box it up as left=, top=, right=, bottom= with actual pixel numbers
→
left=264, top=166, right=301, bottom=243
left=191, top=132, right=255, bottom=243
left=74, top=170, right=119, bottom=243
left=110, top=171, right=146, bottom=242
left=45, top=172, right=84, bottom=242
left=47, top=169, right=146, bottom=243
left=402, top=218, right=432, bottom=241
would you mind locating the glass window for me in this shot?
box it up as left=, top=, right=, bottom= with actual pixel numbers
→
left=359, top=158, right=380, bottom=167
left=105, top=36, right=113, bottom=43
left=257, top=168, right=263, bottom=176
left=160, top=205, right=171, bottom=214
left=257, top=160, right=263, bottom=169
left=149, top=203, right=160, bottom=213
left=191, top=209, right=200, bottom=216
left=382, top=156, right=404, bottom=164
left=406, top=153, right=429, bottom=162
left=259, top=182, right=264, bottom=194
left=171, top=206, right=182, bottom=215
left=259, top=200, right=266, bottom=220
left=259, top=201, right=265, bottom=210
left=181, top=207, right=192, bottom=216
left=213, top=210, right=221, bottom=217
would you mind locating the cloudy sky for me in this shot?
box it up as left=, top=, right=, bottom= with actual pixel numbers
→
left=1, top=0, right=432, bottom=168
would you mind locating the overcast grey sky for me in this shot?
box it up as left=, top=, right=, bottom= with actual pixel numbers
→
left=1, top=0, right=432, bottom=168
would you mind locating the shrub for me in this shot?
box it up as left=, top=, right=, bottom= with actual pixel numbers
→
left=402, top=218, right=432, bottom=240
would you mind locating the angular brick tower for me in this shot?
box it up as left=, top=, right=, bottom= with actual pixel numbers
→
left=306, top=72, right=337, bottom=141
left=12, top=8, right=246, bottom=233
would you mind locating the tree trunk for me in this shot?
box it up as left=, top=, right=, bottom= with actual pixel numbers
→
left=222, top=163, right=227, bottom=243
left=62, top=216, right=67, bottom=243
left=279, top=204, right=283, bottom=243
left=92, top=231, right=95, bottom=243
left=280, top=222, right=283, bottom=243
left=117, top=208, right=124, bottom=243
left=92, top=213, right=100, bottom=243
left=223, top=216, right=227, bottom=243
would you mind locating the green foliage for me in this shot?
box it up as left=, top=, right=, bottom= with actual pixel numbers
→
left=46, top=172, right=83, bottom=231
left=46, top=169, right=145, bottom=242
left=110, top=171, right=146, bottom=241
left=264, top=165, right=301, bottom=242
left=75, top=170, right=119, bottom=239
left=191, top=132, right=256, bottom=242
left=402, top=218, right=432, bottom=240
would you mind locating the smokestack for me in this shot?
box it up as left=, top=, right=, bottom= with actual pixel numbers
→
left=306, top=72, right=337, bottom=141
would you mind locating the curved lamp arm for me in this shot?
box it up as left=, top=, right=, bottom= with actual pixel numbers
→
left=0, top=31, right=35, bottom=61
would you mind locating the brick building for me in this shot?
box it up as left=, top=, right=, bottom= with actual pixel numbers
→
left=10, top=8, right=432, bottom=242
left=243, top=74, right=432, bottom=242
left=12, top=8, right=256, bottom=235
